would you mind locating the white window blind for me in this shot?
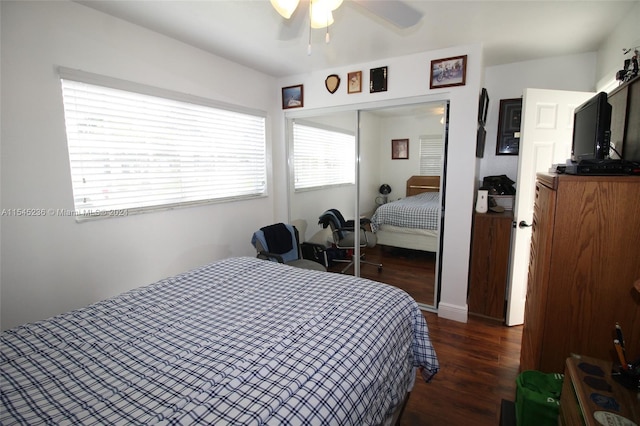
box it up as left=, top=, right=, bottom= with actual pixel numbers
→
left=293, top=122, right=355, bottom=190
left=419, top=134, right=444, bottom=176
left=59, top=70, right=266, bottom=219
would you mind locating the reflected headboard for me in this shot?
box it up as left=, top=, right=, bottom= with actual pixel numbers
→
left=406, top=175, right=440, bottom=196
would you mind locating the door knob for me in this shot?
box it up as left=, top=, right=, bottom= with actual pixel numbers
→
left=518, top=221, right=532, bottom=228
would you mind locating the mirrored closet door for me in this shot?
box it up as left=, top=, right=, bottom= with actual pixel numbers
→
left=287, top=101, right=447, bottom=310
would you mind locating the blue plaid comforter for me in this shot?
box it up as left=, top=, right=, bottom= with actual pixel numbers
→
left=370, top=192, right=441, bottom=232
left=1, top=257, right=438, bottom=425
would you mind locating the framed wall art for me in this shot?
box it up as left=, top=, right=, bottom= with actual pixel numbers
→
left=478, top=88, right=489, bottom=125
left=391, top=138, right=409, bottom=159
left=430, top=55, right=467, bottom=89
left=281, top=84, right=303, bottom=109
left=370, top=66, right=388, bottom=93
left=476, top=126, right=486, bottom=158
left=496, top=98, right=522, bottom=155
left=325, top=74, right=340, bottom=94
left=348, top=71, right=362, bottom=94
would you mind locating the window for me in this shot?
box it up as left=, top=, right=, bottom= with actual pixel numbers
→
left=292, top=121, right=355, bottom=190
left=419, top=134, right=444, bottom=176
left=59, top=68, right=266, bottom=220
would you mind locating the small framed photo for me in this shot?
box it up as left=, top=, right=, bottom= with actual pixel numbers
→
left=430, top=55, right=467, bottom=89
left=496, top=98, right=522, bottom=155
left=391, top=139, right=409, bottom=159
left=348, top=71, right=362, bottom=94
left=281, top=84, right=303, bottom=109
left=370, top=66, right=388, bottom=93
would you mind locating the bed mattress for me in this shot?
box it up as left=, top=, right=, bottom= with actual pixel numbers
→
left=371, top=192, right=440, bottom=232
left=1, top=256, right=438, bottom=425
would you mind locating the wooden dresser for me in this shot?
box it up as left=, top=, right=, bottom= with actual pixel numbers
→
left=469, top=210, right=513, bottom=320
left=559, top=355, right=639, bottom=426
left=520, top=173, right=640, bottom=374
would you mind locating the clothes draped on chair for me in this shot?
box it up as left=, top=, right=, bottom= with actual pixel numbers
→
left=252, top=223, right=299, bottom=263
left=318, top=210, right=346, bottom=239
left=261, top=223, right=293, bottom=254
left=251, top=223, right=326, bottom=271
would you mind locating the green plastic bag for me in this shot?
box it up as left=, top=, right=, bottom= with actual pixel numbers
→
left=515, top=370, right=564, bottom=426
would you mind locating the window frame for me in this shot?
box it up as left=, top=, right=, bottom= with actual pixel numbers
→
left=419, top=133, right=445, bottom=176
left=58, top=67, right=268, bottom=221
left=291, top=120, right=356, bottom=192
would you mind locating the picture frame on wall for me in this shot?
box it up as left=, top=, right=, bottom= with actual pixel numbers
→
left=281, top=84, right=303, bottom=109
left=348, top=71, right=362, bottom=94
left=478, top=88, right=489, bottom=125
left=430, top=55, right=467, bottom=89
left=391, top=139, right=409, bottom=159
left=476, top=126, right=486, bottom=158
left=496, top=98, right=522, bottom=155
left=370, top=66, right=388, bottom=93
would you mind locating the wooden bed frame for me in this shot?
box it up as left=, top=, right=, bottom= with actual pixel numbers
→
left=405, top=175, right=440, bottom=196
left=375, top=175, right=441, bottom=252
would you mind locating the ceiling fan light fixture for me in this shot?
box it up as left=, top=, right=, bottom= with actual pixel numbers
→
left=270, top=0, right=300, bottom=19
left=310, top=0, right=335, bottom=28
left=324, top=0, right=343, bottom=11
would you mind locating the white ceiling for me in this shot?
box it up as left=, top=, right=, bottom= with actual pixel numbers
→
left=76, top=0, right=638, bottom=78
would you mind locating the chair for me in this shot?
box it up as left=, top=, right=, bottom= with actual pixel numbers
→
left=251, top=223, right=326, bottom=271
left=318, top=209, right=382, bottom=273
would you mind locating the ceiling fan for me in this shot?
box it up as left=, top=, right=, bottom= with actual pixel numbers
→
left=272, top=0, right=423, bottom=41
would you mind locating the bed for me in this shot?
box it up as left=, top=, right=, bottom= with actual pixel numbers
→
left=370, top=176, right=441, bottom=252
left=0, top=256, right=438, bottom=425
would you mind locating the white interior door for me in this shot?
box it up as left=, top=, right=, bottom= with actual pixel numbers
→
left=505, top=88, right=594, bottom=326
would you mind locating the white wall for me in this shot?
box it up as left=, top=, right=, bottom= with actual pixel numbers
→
left=479, top=53, right=597, bottom=182
left=0, top=1, right=276, bottom=330
left=481, top=2, right=640, bottom=182
left=376, top=112, right=444, bottom=200
left=277, top=46, right=483, bottom=322
left=359, top=112, right=383, bottom=216
left=596, top=1, right=640, bottom=91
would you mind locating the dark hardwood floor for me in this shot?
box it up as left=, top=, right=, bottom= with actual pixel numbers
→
left=325, top=244, right=523, bottom=426
left=401, top=312, right=522, bottom=425
left=325, top=244, right=436, bottom=306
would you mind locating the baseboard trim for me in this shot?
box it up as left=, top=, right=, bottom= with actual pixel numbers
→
left=437, top=302, right=468, bottom=323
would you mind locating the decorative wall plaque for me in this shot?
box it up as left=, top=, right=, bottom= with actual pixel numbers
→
left=325, top=74, right=340, bottom=94
left=370, top=66, right=388, bottom=93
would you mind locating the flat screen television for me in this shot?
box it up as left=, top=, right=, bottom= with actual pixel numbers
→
left=571, top=92, right=612, bottom=162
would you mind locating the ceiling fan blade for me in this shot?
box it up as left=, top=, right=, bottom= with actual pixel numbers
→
left=352, top=0, right=423, bottom=28
left=277, top=1, right=308, bottom=40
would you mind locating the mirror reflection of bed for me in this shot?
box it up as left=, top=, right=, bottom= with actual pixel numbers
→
left=288, top=102, right=447, bottom=311
left=372, top=176, right=440, bottom=252
left=325, top=175, right=441, bottom=308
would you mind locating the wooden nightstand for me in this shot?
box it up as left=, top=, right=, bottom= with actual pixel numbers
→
left=559, top=355, right=639, bottom=426
left=468, top=210, right=513, bottom=320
